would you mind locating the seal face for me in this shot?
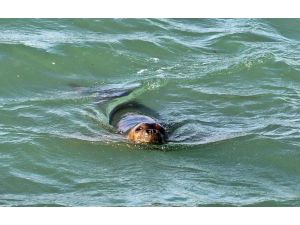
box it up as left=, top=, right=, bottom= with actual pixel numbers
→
left=117, top=114, right=167, bottom=144
left=127, top=122, right=166, bottom=144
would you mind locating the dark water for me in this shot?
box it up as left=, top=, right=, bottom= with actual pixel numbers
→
left=0, top=19, right=299, bottom=206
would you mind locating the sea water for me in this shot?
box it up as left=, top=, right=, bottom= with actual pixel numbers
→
left=0, top=19, right=299, bottom=206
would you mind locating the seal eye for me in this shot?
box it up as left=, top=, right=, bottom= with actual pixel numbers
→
left=135, top=127, right=142, bottom=132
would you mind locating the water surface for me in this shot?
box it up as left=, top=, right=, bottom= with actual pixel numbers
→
left=0, top=19, right=300, bottom=206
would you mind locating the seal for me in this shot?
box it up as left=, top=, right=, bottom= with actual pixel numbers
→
left=108, top=101, right=167, bottom=144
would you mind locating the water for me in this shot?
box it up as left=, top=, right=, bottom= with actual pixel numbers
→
left=0, top=19, right=300, bottom=206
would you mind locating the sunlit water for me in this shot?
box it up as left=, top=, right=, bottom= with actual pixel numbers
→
left=0, top=19, right=299, bottom=206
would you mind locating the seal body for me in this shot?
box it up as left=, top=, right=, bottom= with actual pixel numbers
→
left=109, top=102, right=167, bottom=144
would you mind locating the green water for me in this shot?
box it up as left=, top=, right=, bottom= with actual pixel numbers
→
left=0, top=19, right=299, bottom=206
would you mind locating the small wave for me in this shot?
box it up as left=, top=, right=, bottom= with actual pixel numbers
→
left=119, top=38, right=175, bottom=58
left=244, top=198, right=300, bottom=207
left=0, top=91, right=92, bottom=108
left=168, top=132, right=253, bottom=147
left=15, top=203, right=66, bottom=207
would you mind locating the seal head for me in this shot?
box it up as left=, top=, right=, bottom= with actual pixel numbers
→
left=110, top=101, right=167, bottom=145
left=127, top=122, right=167, bottom=144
